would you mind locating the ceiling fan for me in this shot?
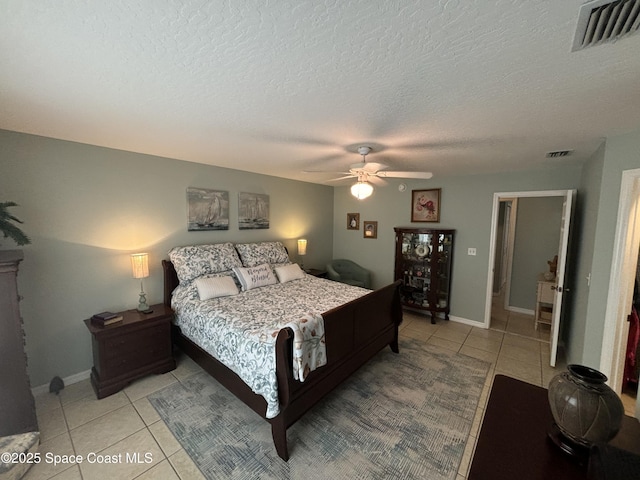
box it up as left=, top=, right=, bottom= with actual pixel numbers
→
left=317, top=146, right=433, bottom=199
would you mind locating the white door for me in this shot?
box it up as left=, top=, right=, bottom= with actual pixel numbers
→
left=549, top=190, right=575, bottom=367
left=486, top=190, right=576, bottom=367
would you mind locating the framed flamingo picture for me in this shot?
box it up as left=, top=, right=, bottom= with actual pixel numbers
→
left=411, top=189, right=441, bottom=223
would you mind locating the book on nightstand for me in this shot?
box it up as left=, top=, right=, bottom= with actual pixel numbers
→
left=91, top=311, right=123, bottom=327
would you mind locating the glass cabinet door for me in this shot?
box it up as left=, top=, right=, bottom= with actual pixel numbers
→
left=394, top=228, right=455, bottom=323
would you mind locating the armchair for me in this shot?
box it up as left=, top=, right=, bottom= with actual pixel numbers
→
left=326, top=259, right=372, bottom=289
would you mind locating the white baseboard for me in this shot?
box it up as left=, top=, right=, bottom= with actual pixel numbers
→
left=31, top=369, right=91, bottom=396
left=506, top=306, right=535, bottom=316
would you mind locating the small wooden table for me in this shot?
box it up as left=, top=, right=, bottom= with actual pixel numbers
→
left=84, top=304, right=176, bottom=398
left=468, top=375, right=640, bottom=480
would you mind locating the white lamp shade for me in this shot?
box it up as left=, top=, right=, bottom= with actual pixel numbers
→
left=351, top=181, right=374, bottom=200
left=131, top=253, right=149, bottom=279
left=297, top=239, right=307, bottom=256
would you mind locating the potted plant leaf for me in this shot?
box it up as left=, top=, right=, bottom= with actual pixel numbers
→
left=0, top=202, right=31, bottom=246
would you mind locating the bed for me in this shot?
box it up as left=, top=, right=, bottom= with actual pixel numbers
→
left=163, top=241, right=403, bottom=461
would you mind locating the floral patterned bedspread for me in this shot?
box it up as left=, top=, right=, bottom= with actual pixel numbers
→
left=172, top=275, right=370, bottom=419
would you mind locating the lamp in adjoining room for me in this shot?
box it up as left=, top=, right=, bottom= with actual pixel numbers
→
left=297, top=239, right=307, bottom=270
left=131, top=253, right=151, bottom=313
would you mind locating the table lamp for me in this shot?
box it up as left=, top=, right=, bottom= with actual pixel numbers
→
left=131, top=253, right=152, bottom=313
left=297, top=239, right=307, bottom=270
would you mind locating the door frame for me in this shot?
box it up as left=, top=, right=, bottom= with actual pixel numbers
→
left=484, top=190, right=573, bottom=336
left=600, top=168, right=640, bottom=396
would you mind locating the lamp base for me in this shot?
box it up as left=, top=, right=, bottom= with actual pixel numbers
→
left=137, top=291, right=151, bottom=313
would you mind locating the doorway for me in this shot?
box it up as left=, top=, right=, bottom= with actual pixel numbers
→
left=600, top=168, right=640, bottom=418
left=485, top=190, right=574, bottom=367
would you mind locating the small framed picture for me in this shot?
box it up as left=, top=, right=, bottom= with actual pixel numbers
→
left=347, top=213, right=360, bottom=230
left=411, top=189, right=441, bottom=223
left=363, top=221, right=378, bottom=239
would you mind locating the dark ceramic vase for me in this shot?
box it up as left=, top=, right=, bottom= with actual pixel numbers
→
left=548, top=364, right=624, bottom=448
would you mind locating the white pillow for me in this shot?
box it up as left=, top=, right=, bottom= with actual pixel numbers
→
left=275, top=263, right=305, bottom=283
left=194, top=275, right=239, bottom=300
left=233, top=263, right=278, bottom=291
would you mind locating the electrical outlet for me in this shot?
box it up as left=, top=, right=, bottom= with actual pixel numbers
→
left=468, top=248, right=477, bottom=256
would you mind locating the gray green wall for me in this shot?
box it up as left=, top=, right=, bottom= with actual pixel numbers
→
left=510, top=197, right=564, bottom=311
left=332, top=167, right=582, bottom=324
left=574, top=129, right=640, bottom=367
left=565, top=142, right=605, bottom=365
left=0, top=129, right=334, bottom=387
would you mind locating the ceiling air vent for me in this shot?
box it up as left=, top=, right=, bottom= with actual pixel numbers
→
left=572, top=0, right=640, bottom=51
left=546, top=150, right=573, bottom=158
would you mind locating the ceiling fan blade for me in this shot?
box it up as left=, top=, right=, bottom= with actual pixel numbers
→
left=369, top=176, right=387, bottom=186
left=363, top=162, right=389, bottom=173
left=377, top=171, right=434, bottom=179
left=326, top=175, right=357, bottom=182
left=303, top=170, right=351, bottom=175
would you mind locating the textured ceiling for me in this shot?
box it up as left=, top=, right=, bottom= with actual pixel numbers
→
left=2, top=1, right=640, bottom=184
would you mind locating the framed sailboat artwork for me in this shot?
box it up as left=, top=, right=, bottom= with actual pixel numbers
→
left=187, top=187, right=230, bottom=231
left=238, top=192, right=270, bottom=230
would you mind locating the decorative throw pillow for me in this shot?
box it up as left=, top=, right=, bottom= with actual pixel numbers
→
left=233, top=263, right=278, bottom=291
left=275, top=263, right=305, bottom=283
left=235, top=242, right=290, bottom=268
left=194, top=275, right=239, bottom=300
left=168, top=243, right=242, bottom=284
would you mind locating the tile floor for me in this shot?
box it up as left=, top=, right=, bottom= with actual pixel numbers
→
left=22, top=306, right=584, bottom=480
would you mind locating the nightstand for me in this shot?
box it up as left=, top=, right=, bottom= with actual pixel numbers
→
left=305, top=268, right=327, bottom=278
left=84, top=304, right=176, bottom=399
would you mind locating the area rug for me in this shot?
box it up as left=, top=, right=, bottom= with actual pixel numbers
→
left=149, top=338, right=490, bottom=480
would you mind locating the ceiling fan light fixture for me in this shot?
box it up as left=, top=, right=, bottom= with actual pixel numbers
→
left=351, top=180, right=374, bottom=200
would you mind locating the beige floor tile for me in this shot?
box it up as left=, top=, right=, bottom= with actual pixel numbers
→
left=171, top=354, right=204, bottom=383
left=468, top=327, right=504, bottom=342
left=506, top=316, right=538, bottom=337
left=458, top=434, right=476, bottom=477
left=136, top=459, right=180, bottom=480
left=463, top=335, right=502, bottom=353
left=168, top=449, right=206, bottom=480
left=37, top=404, right=68, bottom=442
left=437, top=321, right=472, bottom=333
left=502, top=333, right=543, bottom=350
left=70, top=404, right=146, bottom=456
left=459, top=345, right=499, bottom=364
left=63, top=391, right=130, bottom=430
left=400, top=326, right=432, bottom=342
left=433, top=327, right=470, bottom=344
left=78, top=429, right=165, bottom=480
left=426, top=335, right=462, bottom=352
left=124, top=372, right=178, bottom=402
left=49, top=465, right=82, bottom=479
left=60, top=378, right=95, bottom=406
left=499, top=343, right=541, bottom=366
left=23, top=432, right=76, bottom=480
left=489, top=318, right=507, bottom=331
left=496, top=356, right=542, bottom=386
left=34, top=391, right=62, bottom=415
left=149, top=420, right=182, bottom=457
left=134, top=397, right=162, bottom=426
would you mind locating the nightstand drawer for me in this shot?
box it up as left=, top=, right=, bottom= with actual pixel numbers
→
left=103, top=324, right=169, bottom=360
left=102, top=343, right=170, bottom=378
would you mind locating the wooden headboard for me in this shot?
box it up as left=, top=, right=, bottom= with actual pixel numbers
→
left=162, top=260, right=178, bottom=307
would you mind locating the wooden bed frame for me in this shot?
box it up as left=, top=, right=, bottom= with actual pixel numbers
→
left=162, top=259, right=403, bottom=461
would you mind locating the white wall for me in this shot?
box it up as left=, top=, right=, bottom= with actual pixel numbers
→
left=0, top=129, right=334, bottom=387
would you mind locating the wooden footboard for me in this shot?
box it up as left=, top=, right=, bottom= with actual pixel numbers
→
left=162, top=260, right=402, bottom=461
